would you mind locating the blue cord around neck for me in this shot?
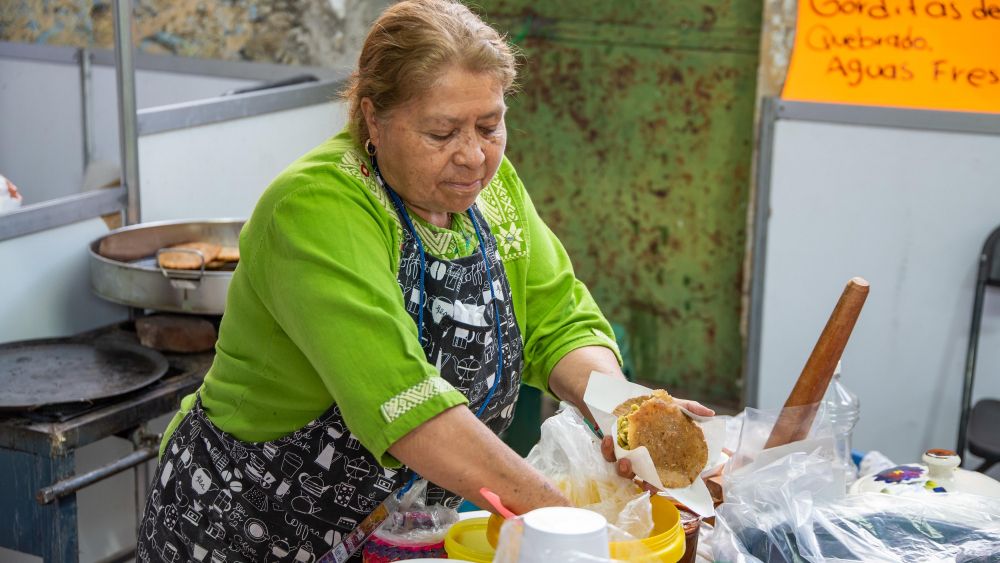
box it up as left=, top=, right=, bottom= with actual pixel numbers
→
left=369, top=154, right=504, bottom=497
left=468, top=215, right=503, bottom=418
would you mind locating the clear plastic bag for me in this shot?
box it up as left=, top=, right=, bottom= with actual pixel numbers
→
left=711, top=406, right=1000, bottom=562
left=714, top=487, right=1000, bottom=562
left=370, top=479, right=459, bottom=547
left=493, top=404, right=660, bottom=563
left=524, top=403, right=653, bottom=540
left=722, top=404, right=845, bottom=506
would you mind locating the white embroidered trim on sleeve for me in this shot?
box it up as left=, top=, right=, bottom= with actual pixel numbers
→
left=380, top=377, right=456, bottom=424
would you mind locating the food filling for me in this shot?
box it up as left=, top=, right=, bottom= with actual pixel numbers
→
left=617, top=404, right=639, bottom=448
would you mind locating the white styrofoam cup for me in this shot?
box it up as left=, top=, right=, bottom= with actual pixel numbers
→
left=517, top=506, right=610, bottom=563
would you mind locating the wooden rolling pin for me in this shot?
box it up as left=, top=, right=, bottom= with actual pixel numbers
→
left=764, top=277, right=870, bottom=449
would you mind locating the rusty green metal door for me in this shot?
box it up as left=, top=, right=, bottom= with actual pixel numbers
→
left=482, top=1, right=761, bottom=409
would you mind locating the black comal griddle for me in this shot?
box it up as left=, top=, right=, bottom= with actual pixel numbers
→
left=0, top=337, right=168, bottom=411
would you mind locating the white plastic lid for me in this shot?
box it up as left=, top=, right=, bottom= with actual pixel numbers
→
left=522, top=506, right=606, bottom=535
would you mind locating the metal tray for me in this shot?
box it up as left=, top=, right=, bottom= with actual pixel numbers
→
left=89, top=218, right=245, bottom=314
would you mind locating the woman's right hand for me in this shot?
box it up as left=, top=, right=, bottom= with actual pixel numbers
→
left=388, top=404, right=570, bottom=515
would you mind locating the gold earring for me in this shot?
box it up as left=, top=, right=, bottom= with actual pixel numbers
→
left=365, top=139, right=377, bottom=156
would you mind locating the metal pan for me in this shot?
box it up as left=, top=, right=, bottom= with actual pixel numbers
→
left=0, top=337, right=168, bottom=410
left=89, top=218, right=244, bottom=314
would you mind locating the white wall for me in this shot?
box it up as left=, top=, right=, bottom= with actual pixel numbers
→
left=0, top=58, right=84, bottom=206
left=138, top=102, right=347, bottom=221
left=0, top=78, right=342, bottom=356
left=0, top=56, right=256, bottom=205
left=757, top=118, right=1000, bottom=465
left=89, top=66, right=258, bottom=168
left=0, top=217, right=126, bottom=342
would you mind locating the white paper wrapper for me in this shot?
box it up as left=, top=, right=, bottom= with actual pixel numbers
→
left=583, top=371, right=724, bottom=517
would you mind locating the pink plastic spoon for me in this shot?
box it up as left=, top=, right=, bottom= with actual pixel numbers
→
left=479, top=487, right=517, bottom=519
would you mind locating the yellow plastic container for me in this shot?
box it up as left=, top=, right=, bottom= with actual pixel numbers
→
left=445, top=517, right=496, bottom=563
left=485, top=495, right=685, bottom=562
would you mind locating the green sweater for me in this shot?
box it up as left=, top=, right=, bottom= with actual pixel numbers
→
left=162, top=130, right=620, bottom=467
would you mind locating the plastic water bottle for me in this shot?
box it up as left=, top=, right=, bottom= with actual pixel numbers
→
left=824, top=361, right=860, bottom=482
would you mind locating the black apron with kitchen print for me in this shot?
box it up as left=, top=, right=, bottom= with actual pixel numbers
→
left=137, top=186, right=524, bottom=563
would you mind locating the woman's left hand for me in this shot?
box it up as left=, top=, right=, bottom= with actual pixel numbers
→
left=601, top=398, right=715, bottom=489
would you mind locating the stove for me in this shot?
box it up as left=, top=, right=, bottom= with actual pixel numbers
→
left=0, top=321, right=213, bottom=453
left=1, top=359, right=185, bottom=424
left=0, top=320, right=214, bottom=562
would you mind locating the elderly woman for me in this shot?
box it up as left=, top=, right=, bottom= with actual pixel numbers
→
left=138, top=1, right=711, bottom=560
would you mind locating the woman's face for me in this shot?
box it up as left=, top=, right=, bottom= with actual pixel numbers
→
left=364, top=67, right=507, bottom=227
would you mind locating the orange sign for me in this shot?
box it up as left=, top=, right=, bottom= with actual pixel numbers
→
left=782, top=0, right=1000, bottom=113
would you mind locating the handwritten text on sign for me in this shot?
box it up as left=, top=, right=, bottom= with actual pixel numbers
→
left=781, top=0, right=1000, bottom=113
